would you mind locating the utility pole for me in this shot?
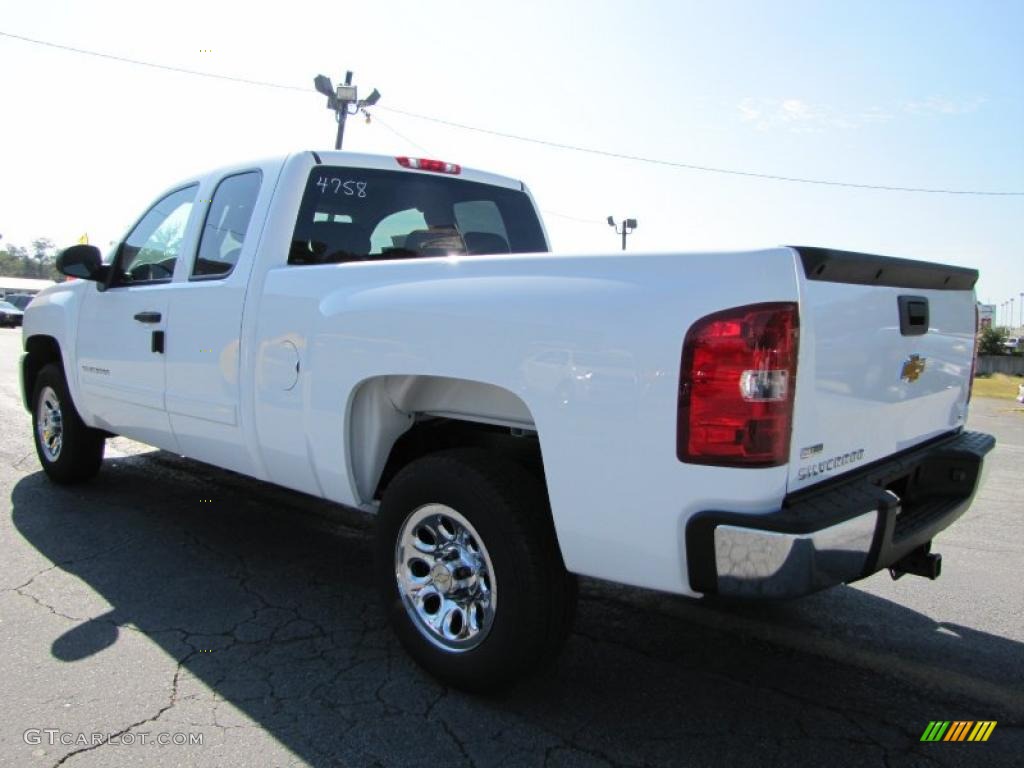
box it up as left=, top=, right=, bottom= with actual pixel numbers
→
left=607, top=216, right=638, bottom=251
left=313, top=71, right=381, bottom=150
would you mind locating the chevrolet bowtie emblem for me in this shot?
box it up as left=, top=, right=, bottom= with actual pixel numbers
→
left=900, top=354, right=927, bottom=383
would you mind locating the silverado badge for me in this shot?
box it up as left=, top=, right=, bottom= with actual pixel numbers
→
left=900, top=354, right=927, bottom=383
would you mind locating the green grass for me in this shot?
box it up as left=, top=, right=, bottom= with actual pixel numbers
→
left=972, top=372, right=1023, bottom=401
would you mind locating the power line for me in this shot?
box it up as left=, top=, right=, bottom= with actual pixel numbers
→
left=0, top=30, right=307, bottom=91
left=0, top=30, right=604, bottom=227
left=2, top=29, right=1021, bottom=198
left=542, top=210, right=606, bottom=225
left=370, top=113, right=434, bottom=156
left=340, top=113, right=604, bottom=225
left=372, top=117, right=602, bottom=225
left=378, top=106, right=1023, bottom=197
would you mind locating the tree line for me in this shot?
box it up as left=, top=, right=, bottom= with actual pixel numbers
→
left=0, top=237, right=62, bottom=281
left=979, top=325, right=1020, bottom=356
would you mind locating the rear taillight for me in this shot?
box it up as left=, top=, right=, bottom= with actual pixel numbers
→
left=396, top=156, right=462, bottom=175
left=968, top=303, right=978, bottom=403
left=677, top=302, right=799, bottom=467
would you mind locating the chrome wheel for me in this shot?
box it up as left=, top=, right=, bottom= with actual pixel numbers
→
left=37, top=386, right=64, bottom=462
left=394, top=504, right=497, bottom=652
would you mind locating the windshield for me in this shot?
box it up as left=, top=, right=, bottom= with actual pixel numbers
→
left=289, top=167, right=546, bottom=265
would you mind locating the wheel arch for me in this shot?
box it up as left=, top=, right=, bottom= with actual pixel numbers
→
left=21, top=335, right=64, bottom=411
left=347, top=374, right=543, bottom=503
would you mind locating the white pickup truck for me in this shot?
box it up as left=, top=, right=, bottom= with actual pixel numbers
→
left=22, top=151, right=994, bottom=690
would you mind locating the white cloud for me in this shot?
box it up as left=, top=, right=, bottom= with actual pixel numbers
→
left=737, top=98, right=762, bottom=123
left=738, top=94, right=984, bottom=132
left=737, top=97, right=856, bottom=132
left=781, top=99, right=814, bottom=119
left=902, top=96, right=987, bottom=115
left=857, top=106, right=893, bottom=124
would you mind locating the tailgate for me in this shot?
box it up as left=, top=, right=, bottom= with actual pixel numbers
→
left=787, top=247, right=978, bottom=491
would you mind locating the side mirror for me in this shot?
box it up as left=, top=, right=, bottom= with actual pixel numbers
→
left=56, top=244, right=103, bottom=281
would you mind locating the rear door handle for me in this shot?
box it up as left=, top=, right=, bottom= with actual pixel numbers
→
left=133, top=311, right=161, bottom=324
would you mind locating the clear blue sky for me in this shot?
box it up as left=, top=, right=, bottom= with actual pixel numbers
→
left=1, top=1, right=1021, bottom=318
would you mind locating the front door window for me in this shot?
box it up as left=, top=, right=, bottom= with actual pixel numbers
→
left=114, top=185, right=198, bottom=284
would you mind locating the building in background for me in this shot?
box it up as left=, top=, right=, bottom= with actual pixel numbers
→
left=977, top=303, right=996, bottom=329
left=0, top=276, right=56, bottom=299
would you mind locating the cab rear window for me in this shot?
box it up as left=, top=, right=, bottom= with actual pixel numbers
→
left=288, top=167, right=546, bottom=265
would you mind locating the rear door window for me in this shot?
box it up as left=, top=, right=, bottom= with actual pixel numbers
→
left=191, top=171, right=262, bottom=279
left=289, top=167, right=545, bottom=265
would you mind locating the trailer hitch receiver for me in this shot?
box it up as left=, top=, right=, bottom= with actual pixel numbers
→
left=889, top=542, right=942, bottom=581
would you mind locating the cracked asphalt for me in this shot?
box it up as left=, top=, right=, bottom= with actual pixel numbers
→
left=0, top=327, right=1022, bottom=767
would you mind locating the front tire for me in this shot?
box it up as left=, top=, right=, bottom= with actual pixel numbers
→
left=32, top=363, right=105, bottom=484
left=376, top=449, right=576, bottom=692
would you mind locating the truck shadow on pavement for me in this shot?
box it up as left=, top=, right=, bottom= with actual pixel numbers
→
left=10, top=450, right=1024, bottom=767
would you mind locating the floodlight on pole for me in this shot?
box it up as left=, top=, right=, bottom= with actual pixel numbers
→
left=314, top=75, right=333, bottom=97
left=607, top=216, right=638, bottom=251
left=313, top=70, right=382, bottom=150
left=314, top=75, right=336, bottom=108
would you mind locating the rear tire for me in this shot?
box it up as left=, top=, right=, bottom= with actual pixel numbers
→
left=32, top=363, right=105, bottom=484
left=376, top=448, right=576, bottom=692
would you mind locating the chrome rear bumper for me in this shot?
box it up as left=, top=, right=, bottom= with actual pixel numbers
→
left=713, top=510, right=879, bottom=598
left=686, top=430, right=995, bottom=599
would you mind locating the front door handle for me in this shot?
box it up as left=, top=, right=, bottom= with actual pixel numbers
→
left=133, top=311, right=162, bottom=324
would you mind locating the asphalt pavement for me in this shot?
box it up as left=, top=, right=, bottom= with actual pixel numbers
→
left=0, top=326, right=1021, bottom=767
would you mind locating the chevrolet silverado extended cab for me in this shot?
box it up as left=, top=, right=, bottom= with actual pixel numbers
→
left=22, top=151, right=994, bottom=690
